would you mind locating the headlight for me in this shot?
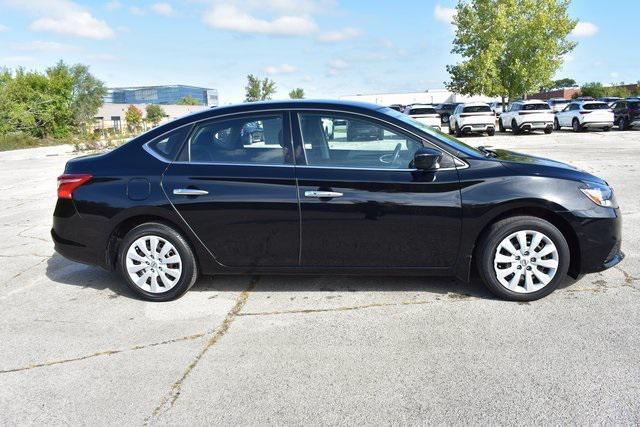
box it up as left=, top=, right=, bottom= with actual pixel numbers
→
left=580, top=182, right=615, bottom=208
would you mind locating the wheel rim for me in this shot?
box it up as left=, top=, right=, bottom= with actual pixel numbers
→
left=493, top=230, right=559, bottom=294
left=125, top=235, right=182, bottom=293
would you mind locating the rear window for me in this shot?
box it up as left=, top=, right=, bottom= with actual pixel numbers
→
left=550, top=99, right=569, bottom=105
left=629, top=101, right=640, bottom=109
left=410, top=108, right=436, bottom=115
left=521, top=103, right=551, bottom=111
left=583, top=103, right=610, bottom=110
left=147, top=126, right=190, bottom=161
left=463, top=105, right=491, bottom=113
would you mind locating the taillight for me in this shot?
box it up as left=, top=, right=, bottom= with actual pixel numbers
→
left=57, top=174, right=92, bottom=199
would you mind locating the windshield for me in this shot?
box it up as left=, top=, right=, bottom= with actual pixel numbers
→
left=583, top=102, right=610, bottom=110
left=522, top=103, right=551, bottom=111
left=380, top=107, right=484, bottom=157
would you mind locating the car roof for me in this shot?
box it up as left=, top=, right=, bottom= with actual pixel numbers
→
left=577, top=100, right=608, bottom=105
left=514, top=99, right=548, bottom=104
left=408, top=104, right=435, bottom=108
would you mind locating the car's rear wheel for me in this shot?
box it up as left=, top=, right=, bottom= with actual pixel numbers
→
left=603, top=126, right=610, bottom=132
left=572, top=118, right=582, bottom=132
left=118, top=222, right=198, bottom=301
left=511, top=119, right=520, bottom=135
left=477, top=216, right=569, bottom=301
left=454, top=121, right=462, bottom=137
left=619, top=117, right=627, bottom=131
left=487, top=127, right=495, bottom=136
left=544, top=126, right=553, bottom=134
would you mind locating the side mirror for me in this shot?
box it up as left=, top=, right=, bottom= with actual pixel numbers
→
left=413, top=147, right=442, bottom=171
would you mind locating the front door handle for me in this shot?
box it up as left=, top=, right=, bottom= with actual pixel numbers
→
left=304, top=190, right=343, bottom=198
left=173, top=188, right=209, bottom=196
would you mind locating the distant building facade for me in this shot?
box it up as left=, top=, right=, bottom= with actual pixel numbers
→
left=104, top=85, right=218, bottom=106
left=94, top=103, right=208, bottom=133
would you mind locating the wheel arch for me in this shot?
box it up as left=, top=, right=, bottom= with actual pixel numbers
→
left=470, top=206, right=581, bottom=280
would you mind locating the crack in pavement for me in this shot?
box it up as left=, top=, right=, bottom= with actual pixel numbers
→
left=0, top=258, right=48, bottom=288
left=615, top=266, right=640, bottom=286
left=144, top=276, right=259, bottom=425
left=0, top=332, right=207, bottom=374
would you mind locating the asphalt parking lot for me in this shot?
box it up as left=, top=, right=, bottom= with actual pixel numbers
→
left=1, top=128, right=639, bottom=424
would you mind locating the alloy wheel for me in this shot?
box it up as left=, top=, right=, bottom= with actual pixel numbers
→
left=125, top=235, right=183, bottom=293
left=493, top=230, right=559, bottom=294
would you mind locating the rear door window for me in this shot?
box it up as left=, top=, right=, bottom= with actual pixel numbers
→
left=147, top=126, right=191, bottom=161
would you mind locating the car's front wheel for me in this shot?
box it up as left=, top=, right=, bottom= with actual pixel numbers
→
left=118, top=222, right=198, bottom=301
left=477, top=216, right=570, bottom=301
left=554, top=117, right=560, bottom=131
left=572, top=118, right=582, bottom=132
left=498, top=118, right=505, bottom=132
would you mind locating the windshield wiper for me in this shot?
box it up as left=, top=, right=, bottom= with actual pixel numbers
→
left=477, top=145, right=498, bottom=158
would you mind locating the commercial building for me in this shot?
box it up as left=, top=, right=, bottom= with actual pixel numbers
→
left=94, top=103, right=208, bottom=133
left=104, top=85, right=218, bottom=107
left=340, top=89, right=499, bottom=106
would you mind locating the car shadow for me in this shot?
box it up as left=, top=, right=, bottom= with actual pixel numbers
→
left=46, top=253, right=496, bottom=301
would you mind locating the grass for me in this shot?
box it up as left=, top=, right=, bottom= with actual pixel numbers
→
left=0, top=133, right=74, bottom=152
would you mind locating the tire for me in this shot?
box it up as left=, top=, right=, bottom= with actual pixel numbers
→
left=572, top=118, right=581, bottom=133
left=603, top=127, right=610, bottom=132
left=448, top=123, right=454, bottom=135
left=619, top=117, right=627, bottom=131
left=544, top=126, right=553, bottom=134
left=554, top=117, right=560, bottom=131
left=511, top=119, right=520, bottom=135
left=477, top=216, right=570, bottom=301
left=454, top=121, right=462, bottom=137
left=487, top=127, right=495, bottom=136
left=498, top=118, right=506, bottom=133
left=118, top=222, right=198, bottom=301
left=441, top=113, right=450, bottom=124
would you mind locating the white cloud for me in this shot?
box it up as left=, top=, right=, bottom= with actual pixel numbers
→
left=1, top=56, right=35, bottom=63
left=12, top=40, right=75, bottom=51
left=129, top=6, right=145, bottom=16
left=247, top=0, right=336, bottom=14
left=203, top=3, right=317, bottom=36
left=6, top=0, right=115, bottom=39
left=571, top=21, right=598, bottom=38
left=151, top=2, right=174, bottom=16
left=105, top=1, right=121, bottom=11
left=0, top=24, right=9, bottom=32
left=434, top=4, right=456, bottom=25
left=328, top=59, right=348, bottom=69
left=264, top=64, right=298, bottom=75
left=317, top=27, right=361, bottom=42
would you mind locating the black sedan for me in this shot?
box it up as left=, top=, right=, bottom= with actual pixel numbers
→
left=52, top=100, right=623, bottom=301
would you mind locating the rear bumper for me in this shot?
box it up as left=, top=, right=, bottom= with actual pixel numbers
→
left=582, top=121, right=614, bottom=128
left=460, top=123, right=495, bottom=132
left=51, top=199, right=110, bottom=270
left=520, top=121, right=553, bottom=130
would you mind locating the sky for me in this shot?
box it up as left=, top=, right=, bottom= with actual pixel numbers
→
left=0, top=0, right=638, bottom=104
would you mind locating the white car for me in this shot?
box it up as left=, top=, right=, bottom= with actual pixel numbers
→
left=448, top=103, right=496, bottom=136
left=499, top=100, right=554, bottom=134
left=547, top=98, right=570, bottom=112
left=554, top=101, right=614, bottom=132
left=489, top=101, right=507, bottom=116
left=404, top=104, right=441, bottom=130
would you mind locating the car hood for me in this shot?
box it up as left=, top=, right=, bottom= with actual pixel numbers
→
left=492, top=149, right=607, bottom=185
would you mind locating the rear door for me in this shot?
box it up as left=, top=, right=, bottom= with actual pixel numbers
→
left=162, top=111, right=300, bottom=267
left=292, top=110, right=463, bottom=268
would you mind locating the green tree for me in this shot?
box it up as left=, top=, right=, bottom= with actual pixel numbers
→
left=245, top=74, right=277, bottom=102
left=145, top=104, right=166, bottom=126
left=176, top=95, right=200, bottom=105
left=125, top=104, right=143, bottom=133
left=446, top=0, right=577, bottom=107
left=605, top=83, right=630, bottom=98
left=289, top=88, right=305, bottom=99
left=68, top=63, right=106, bottom=131
left=578, top=82, right=606, bottom=98
left=550, top=78, right=577, bottom=89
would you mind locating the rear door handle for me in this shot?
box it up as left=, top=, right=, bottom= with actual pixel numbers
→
left=173, top=188, right=209, bottom=196
left=304, top=191, right=343, bottom=198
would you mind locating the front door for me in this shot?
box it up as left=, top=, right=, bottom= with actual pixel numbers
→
left=162, top=111, right=300, bottom=267
left=292, top=110, right=463, bottom=268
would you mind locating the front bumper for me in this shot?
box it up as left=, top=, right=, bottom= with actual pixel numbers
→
left=571, top=207, right=623, bottom=275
